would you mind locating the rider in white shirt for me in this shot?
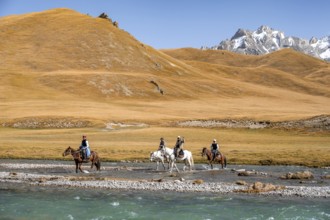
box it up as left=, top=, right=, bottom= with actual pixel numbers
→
left=79, top=135, right=91, bottom=160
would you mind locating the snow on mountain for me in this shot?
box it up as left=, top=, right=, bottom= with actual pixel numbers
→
left=204, top=25, right=330, bottom=62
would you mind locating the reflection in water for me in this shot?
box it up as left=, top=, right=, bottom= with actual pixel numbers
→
left=0, top=185, right=329, bottom=220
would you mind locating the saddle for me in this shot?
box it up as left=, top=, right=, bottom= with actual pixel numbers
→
left=177, top=149, right=184, bottom=158
left=213, top=152, right=221, bottom=160
left=81, top=152, right=90, bottom=162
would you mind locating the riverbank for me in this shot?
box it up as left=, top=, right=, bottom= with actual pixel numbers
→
left=1, top=171, right=329, bottom=198
left=0, top=160, right=329, bottom=198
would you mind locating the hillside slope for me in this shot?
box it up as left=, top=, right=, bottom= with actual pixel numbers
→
left=1, top=9, right=329, bottom=126
left=0, top=8, right=191, bottom=74
left=162, top=48, right=330, bottom=97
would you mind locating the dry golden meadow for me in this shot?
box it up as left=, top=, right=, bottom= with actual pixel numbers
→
left=0, top=126, right=329, bottom=167
left=0, top=8, right=329, bottom=167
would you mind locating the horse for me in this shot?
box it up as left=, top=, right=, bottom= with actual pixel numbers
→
left=62, top=146, right=101, bottom=173
left=201, top=147, right=227, bottom=169
left=163, top=147, right=194, bottom=173
left=149, top=150, right=170, bottom=171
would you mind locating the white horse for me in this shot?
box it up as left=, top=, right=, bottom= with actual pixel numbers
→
left=150, top=150, right=169, bottom=171
left=163, top=147, right=194, bottom=173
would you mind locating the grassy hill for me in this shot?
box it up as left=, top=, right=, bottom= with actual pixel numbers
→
left=1, top=8, right=329, bottom=126
left=0, top=8, right=329, bottom=165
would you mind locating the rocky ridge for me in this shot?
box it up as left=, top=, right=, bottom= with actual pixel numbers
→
left=177, top=115, right=330, bottom=131
left=203, top=25, right=330, bottom=61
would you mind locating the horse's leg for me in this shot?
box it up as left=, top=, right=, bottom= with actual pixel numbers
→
left=95, top=159, right=101, bottom=171
left=219, top=154, right=226, bottom=169
left=169, top=159, right=178, bottom=173
left=174, top=162, right=180, bottom=173
left=209, top=159, right=213, bottom=169
left=161, top=159, right=166, bottom=170
left=172, top=159, right=180, bottom=173
left=168, top=161, right=172, bottom=173
left=75, top=161, right=79, bottom=173
left=187, top=158, right=192, bottom=171
left=183, top=159, right=187, bottom=171
left=91, top=158, right=94, bottom=169
left=78, top=162, right=84, bottom=173
left=156, top=161, right=159, bottom=171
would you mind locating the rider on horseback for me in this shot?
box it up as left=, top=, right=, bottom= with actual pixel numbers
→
left=210, top=139, right=220, bottom=161
left=79, top=135, right=91, bottom=160
left=158, top=137, right=166, bottom=155
left=174, top=136, right=184, bottom=158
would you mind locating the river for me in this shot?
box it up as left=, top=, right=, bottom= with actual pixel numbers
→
left=0, top=185, right=329, bottom=220
left=0, top=159, right=329, bottom=219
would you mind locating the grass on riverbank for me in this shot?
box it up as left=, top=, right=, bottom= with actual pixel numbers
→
left=0, top=126, right=329, bottom=167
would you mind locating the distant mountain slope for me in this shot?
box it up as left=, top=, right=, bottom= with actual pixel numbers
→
left=0, top=8, right=190, bottom=74
left=162, top=48, right=330, bottom=97
left=203, top=25, right=330, bottom=62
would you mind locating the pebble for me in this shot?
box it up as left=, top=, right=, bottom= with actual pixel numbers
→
left=0, top=171, right=329, bottom=198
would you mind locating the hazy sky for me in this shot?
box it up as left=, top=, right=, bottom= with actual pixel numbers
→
left=1, top=0, right=329, bottom=49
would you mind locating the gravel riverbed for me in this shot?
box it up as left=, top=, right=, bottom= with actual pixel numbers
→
left=0, top=160, right=329, bottom=198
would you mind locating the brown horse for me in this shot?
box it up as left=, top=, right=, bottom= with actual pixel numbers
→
left=201, top=147, right=227, bottom=169
left=62, top=146, right=101, bottom=173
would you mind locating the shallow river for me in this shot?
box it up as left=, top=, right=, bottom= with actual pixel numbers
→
left=0, top=185, right=329, bottom=220
left=0, top=160, right=329, bottom=219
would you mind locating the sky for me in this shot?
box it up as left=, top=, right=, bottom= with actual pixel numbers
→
left=0, top=0, right=330, bottom=49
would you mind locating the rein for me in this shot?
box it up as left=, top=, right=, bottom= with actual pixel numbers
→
left=202, top=148, right=212, bottom=160
left=65, top=148, right=81, bottom=159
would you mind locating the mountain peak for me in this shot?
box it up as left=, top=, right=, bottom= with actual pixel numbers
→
left=256, top=25, right=272, bottom=33
left=231, top=28, right=250, bottom=40
left=206, top=26, right=330, bottom=61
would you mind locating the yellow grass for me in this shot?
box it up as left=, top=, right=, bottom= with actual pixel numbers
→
left=0, top=9, right=329, bottom=167
left=0, top=126, right=329, bottom=167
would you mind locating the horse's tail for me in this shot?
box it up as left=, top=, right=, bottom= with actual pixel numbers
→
left=96, top=158, right=101, bottom=171
left=190, top=153, right=195, bottom=170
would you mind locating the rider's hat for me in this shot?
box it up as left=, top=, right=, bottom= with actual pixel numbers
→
left=213, top=139, right=216, bottom=142
left=160, top=137, right=164, bottom=140
left=82, top=135, right=87, bottom=138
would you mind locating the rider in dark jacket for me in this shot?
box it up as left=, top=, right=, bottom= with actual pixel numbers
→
left=79, top=135, right=90, bottom=160
left=174, top=136, right=184, bottom=158
left=158, top=137, right=166, bottom=155
left=210, top=139, right=220, bottom=161
left=158, top=137, right=166, bottom=150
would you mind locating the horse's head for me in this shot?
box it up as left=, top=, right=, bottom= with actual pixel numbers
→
left=201, top=147, right=207, bottom=157
left=150, top=151, right=155, bottom=161
left=62, top=146, right=73, bottom=157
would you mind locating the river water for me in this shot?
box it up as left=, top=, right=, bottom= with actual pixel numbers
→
left=0, top=160, right=329, bottom=219
left=0, top=184, right=329, bottom=220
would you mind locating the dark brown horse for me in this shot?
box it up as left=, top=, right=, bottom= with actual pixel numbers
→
left=62, top=146, right=101, bottom=173
left=201, top=147, right=227, bottom=169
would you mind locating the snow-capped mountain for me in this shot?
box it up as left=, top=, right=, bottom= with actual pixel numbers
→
left=204, top=25, right=330, bottom=61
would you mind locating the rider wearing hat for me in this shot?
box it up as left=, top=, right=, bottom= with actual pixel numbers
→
left=79, top=135, right=91, bottom=160
left=174, top=136, right=184, bottom=158
left=210, top=139, right=220, bottom=161
left=159, top=137, right=166, bottom=149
